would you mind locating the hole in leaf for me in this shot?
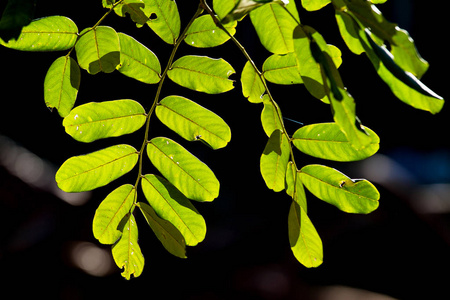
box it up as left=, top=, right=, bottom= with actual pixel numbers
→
left=149, top=13, right=157, bottom=21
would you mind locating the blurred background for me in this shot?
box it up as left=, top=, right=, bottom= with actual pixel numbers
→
left=1, top=1, right=449, bottom=299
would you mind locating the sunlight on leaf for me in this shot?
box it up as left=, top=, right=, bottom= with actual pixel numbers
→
left=0, top=16, right=78, bottom=51
left=112, top=213, right=145, bottom=279
left=301, top=0, right=330, bottom=11
left=141, top=174, right=206, bottom=246
left=299, top=164, right=380, bottom=214
left=185, top=14, right=237, bottom=48
left=63, top=100, right=147, bottom=143
left=145, top=0, right=181, bottom=44
left=241, top=61, right=265, bottom=103
left=56, top=144, right=139, bottom=192
left=260, top=95, right=283, bottom=137
left=44, top=56, right=80, bottom=117
left=263, top=53, right=303, bottom=85
left=93, top=184, right=136, bottom=244
left=156, top=96, right=231, bottom=149
left=147, top=137, right=220, bottom=202
left=285, top=161, right=307, bottom=211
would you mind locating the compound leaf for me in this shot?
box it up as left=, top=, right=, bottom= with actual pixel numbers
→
left=292, top=123, right=379, bottom=161
left=168, top=55, right=235, bottom=94
left=288, top=200, right=323, bottom=268
left=145, top=0, right=180, bottom=44
left=117, top=32, right=161, bottom=84
left=299, top=164, right=380, bottom=214
left=112, top=213, right=145, bottom=280
left=156, top=96, right=231, bottom=150
left=93, top=184, right=136, bottom=244
left=0, top=15, right=78, bottom=51
left=141, top=174, right=206, bottom=246
left=260, top=129, right=290, bottom=192
left=56, top=144, right=139, bottom=192
left=75, top=26, right=120, bottom=75
left=63, top=100, right=147, bottom=143
left=147, top=137, right=220, bottom=202
left=44, top=56, right=81, bottom=117
left=185, top=14, right=237, bottom=48
left=138, top=202, right=187, bottom=258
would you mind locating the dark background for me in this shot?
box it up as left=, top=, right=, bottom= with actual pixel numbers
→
left=1, top=1, right=449, bottom=299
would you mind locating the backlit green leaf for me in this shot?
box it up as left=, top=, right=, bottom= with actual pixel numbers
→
left=114, top=0, right=148, bottom=27
left=301, top=0, right=330, bottom=11
left=260, top=129, right=290, bottom=192
left=75, top=26, right=120, bottom=74
left=56, top=144, right=139, bottom=192
left=93, top=184, right=136, bottom=244
left=63, top=100, right=147, bottom=143
left=137, top=202, right=187, bottom=258
left=117, top=32, right=161, bottom=84
left=112, top=213, right=145, bottom=280
left=292, top=123, right=379, bottom=161
left=212, top=0, right=239, bottom=22
left=0, top=16, right=78, bottom=51
left=288, top=200, right=323, bottom=267
left=285, top=161, right=307, bottom=211
left=299, top=164, right=380, bottom=214
left=261, top=95, right=283, bottom=137
left=44, top=56, right=81, bottom=117
left=168, top=55, right=235, bottom=94
left=185, top=15, right=237, bottom=48
left=241, top=61, right=265, bottom=103
left=141, top=174, right=206, bottom=246
left=263, top=53, right=303, bottom=85
left=156, top=96, right=231, bottom=149
left=147, top=137, right=220, bottom=202
left=145, top=0, right=180, bottom=44
left=250, top=2, right=300, bottom=54
left=217, top=0, right=289, bottom=24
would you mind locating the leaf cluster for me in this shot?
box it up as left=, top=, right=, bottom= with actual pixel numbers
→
left=0, top=0, right=444, bottom=278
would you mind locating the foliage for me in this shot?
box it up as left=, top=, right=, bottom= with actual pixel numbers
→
left=0, top=0, right=444, bottom=279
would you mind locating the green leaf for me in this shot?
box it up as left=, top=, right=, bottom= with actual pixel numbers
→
left=216, top=0, right=289, bottom=24
left=260, top=129, right=290, bottom=192
left=285, top=161, right=307, bottom=211
left=168, top=55, right=235, bottom=94
left=75, top=26, right=120, bottom=75
left=145, top=0, right=180, bottom=44
left=263, top=53, right=303, bottom=85
left=292, top=123, right=379, bottom=161
left=117, top=32, right=161, bottom=84
left=299, top=164, right=380, bottom=214
left=0, top=16, right=78, bottom=51
left=141, top=174, right=206, bottom=246
left=185, top=15, right=237, bottom=48
left=156, top=96, right=231, bottom=150
left=137, top=202, right=187, bottom=258
left=335, top=10, right=365, bottom=55
left=301, top=0, right=330, bottom=11
left=44, top=56, right=81, bottom=117
left=63, top=100, right=147, bottom=143
left=112, top=213, right=145, bottom=280
left=288, top=200, right=323, bottom=268
left=114, top=0, right=148, bottom=27
left=147, top=137, right=220, bottom=202
left=56, top=144, right=139, bottom=192
left=241, top=61, right=265, bottom=103
left=93, top=184, right=136, bottom=244
left=212, top=0, right=239, bottom=22
left=260, top=95, right=283, bottom=137
left=250, top=1, right=300, bottom=54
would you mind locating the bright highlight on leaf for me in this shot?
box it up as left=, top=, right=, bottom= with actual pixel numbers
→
left=299, top=164, right=380, bottom=214
left=44, top=56, right=81, bottom=117
left=63, top=100, right=147, bottom=143
left=112, top=213, right=145, bottom=279
left=168, top=55, right=235, bottom=94
left=93, top=184, right=136, bottom=244
left=56, top=144, right=139, bottom=192
left=75, top=26, right=120, bottom=74
left=147, top=137, right=220, bottom=202
left=156, top=96, right=231, bottom=149
left=117, top=32, right=161, bottom=84
left=292, top=123, right=379, bottom=161
left=0, top=16, right=78, bottom=51
left=141, top=174, right=206, bottom=247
